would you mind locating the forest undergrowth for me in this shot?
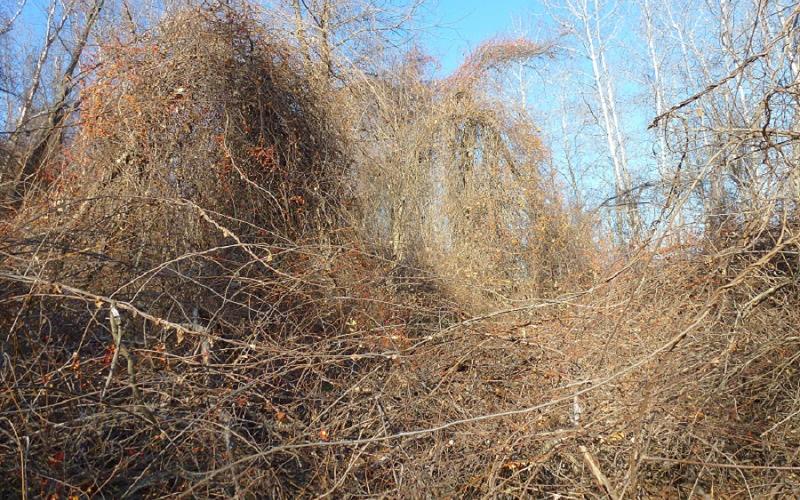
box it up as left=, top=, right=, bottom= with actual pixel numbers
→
left=1, top=1, right=799, bottom=498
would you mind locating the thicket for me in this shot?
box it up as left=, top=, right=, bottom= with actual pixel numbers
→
left=0, top=1, right=798, bottom=498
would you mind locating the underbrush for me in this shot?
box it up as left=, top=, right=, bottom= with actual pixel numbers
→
left=1, top=3, right=799, bottom=498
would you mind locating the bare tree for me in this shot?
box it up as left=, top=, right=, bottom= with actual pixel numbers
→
left=649, top=1, right=800, bottom=239
left=277, top=0, right=425, bottom=79
left=549, top=0, right=641, bottom=243
left=0, top=0, right=27, bottom=37
left=0, top=0, right=104, bottom=207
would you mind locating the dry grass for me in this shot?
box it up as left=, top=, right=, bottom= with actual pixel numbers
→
left=0, top=2, right=798, bottom=498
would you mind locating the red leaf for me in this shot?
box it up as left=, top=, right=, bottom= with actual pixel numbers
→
left=48, top=450, right=65, bottom=467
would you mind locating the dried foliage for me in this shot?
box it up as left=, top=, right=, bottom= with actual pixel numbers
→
left=353, top=39, right=593, bottom=309
left=0, top=1, right=798, bottom=498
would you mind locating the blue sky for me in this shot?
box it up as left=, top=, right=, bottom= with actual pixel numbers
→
left=420, top=0, right=550, bottom=75
left=12, top=0, right=550, bottom=75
